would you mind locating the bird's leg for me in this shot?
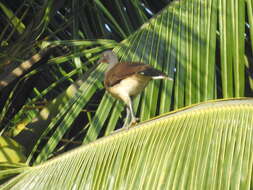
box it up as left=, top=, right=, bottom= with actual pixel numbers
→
left=128, top=97, right=139, bottom=125
left=109, top=98, right=138, bottom=134
left=110, top=106, right=131, bottom=134
left=122, top=106, right=130, bottom=128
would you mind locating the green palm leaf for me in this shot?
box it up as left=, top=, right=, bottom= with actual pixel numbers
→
left=1, top=99, right=253, bottom=189
left=1, top=0, right=251, bottom=168
left=82, top=0, right=250, bottom=145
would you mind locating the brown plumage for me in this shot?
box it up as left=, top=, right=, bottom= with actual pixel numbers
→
left=99, top=50, right=172, bottom=128
left=104, top=62, right=167, bottom=88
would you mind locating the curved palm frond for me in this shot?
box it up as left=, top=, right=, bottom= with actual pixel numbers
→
left=0, top=0, right=252, bottom=166
left=81, top=0, right=252, bottom=145
left=1, top=99, right=253, bottom=189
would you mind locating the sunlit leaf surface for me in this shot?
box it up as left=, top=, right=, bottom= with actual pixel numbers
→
left=1, top=99, right=253, bottom=189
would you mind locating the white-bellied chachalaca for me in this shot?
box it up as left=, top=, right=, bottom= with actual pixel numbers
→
left=99, top=50, right=172, bottom=128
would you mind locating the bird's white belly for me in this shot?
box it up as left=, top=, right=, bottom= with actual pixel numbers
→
left=108, top=75, right=151, bottom=101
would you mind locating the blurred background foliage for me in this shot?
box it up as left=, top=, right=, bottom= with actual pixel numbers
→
left=0, top=0, right=252, bottom=174
left=0, top=0, right=174, bottom=164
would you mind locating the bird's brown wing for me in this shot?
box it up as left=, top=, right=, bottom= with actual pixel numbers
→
left=104, top=62, right=166, bottom=87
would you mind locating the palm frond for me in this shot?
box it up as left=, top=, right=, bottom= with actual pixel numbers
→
left=1, top=99, right=253, bottom=189
left=0, top=0, right=252, bottom=168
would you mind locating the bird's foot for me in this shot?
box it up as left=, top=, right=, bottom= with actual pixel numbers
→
left=130, top=117, right=139, bottom=126
left=109, top=117, right=139, bottom=135
left=110, top=118, right=139, bottom=135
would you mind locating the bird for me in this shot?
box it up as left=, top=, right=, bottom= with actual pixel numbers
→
left=99, top=50, right=173, bottom=128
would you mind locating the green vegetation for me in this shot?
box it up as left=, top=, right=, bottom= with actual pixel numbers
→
left=0, top=0, right=252, bottom=189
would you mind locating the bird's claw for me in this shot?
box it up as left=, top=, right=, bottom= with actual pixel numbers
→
left=130, top=117, right=139, bottom=126
left=110, top=117, right=139, bottom=135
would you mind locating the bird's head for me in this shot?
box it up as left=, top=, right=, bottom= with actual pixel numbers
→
left=98, top=50, right=118, bottom=65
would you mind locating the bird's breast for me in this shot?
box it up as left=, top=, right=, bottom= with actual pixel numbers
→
left=107, top=74, right=151, bottom=100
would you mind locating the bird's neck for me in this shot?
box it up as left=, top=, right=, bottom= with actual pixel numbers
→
left=105, top=62, right=118, bottom=73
